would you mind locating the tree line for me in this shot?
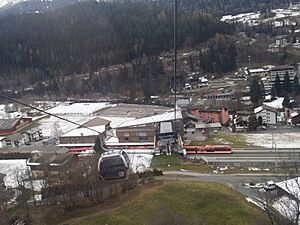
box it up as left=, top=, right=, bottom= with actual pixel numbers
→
left=0, top=0, right=235, bottom=96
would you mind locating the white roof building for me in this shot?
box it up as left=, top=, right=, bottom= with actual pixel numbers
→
left=118, top=110, right=182, bottom=128
left=60, top=125, right=106, bottom=137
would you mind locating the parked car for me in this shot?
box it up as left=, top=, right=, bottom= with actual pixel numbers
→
left=264, top=181, right=276, bottom=191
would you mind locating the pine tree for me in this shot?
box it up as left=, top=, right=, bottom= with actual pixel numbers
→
left=94, top=136, right=104, bottom=155
left=283, top=71, right=292, bottom=94
left=271, top=85, right=276, bottom=100
left=274, top=74, right=282, bottom=97
left=250, top=79, right=261, bottom=104
left=293, top=75, right=300, bottom=96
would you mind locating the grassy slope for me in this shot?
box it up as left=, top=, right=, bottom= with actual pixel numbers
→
left=61, top=181, right=270, bottom=225
left=191, top=134, right=253, bottom=148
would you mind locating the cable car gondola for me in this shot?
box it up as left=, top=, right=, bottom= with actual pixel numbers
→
left=98, top=150, right=130, bottom=181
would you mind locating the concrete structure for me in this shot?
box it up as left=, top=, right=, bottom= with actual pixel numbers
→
left=254, top=105, right=278, bottom=125
left=116, top=111, right=182, bottom=143
left=59, top=117, right=111, bottom=147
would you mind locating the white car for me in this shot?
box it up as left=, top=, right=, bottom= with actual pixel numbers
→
left=263, top=181, right=276, bottom=191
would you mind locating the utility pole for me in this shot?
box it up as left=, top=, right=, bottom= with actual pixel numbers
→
left=174, top=0, right=177, bottom=130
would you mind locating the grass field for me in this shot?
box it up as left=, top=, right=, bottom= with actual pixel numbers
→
left=61, top=181, right=270, bottom=225
left=190, top=133, right=254, bottom=148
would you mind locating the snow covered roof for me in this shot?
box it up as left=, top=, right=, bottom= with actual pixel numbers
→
left=291, top=112, right=300, bottom=117
left=276, top=177, right=300, bottom=200
left=60, top=125, right=105, bottom=137
left=254, top=105, right=277, bottom=114
left=249, top=68, right=269, bottom=73
left=264, top=97, right=284, bottom=109
left=118, top=110, right=182, bottom=128
left=46, top=102, right=111, bottom=115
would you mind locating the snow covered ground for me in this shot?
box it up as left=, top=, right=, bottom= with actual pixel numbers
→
left=127, top=153, right=153, bottom=173
left=243, top=132, right=300, bottom=148
left=0, top=159, right=29, bottom=188
left=46, top=102, right=111, bottom=116
left=273, top=196, right=299, bottom=223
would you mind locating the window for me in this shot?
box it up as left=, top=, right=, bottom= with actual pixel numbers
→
left=71, top=138, right=74, bottom=143
left=124, top=132, right=130, bottom=137
left=76, top=138, right=79, bottom=143
left=138, top=132, right=147, bottom=137
left=139, top=136, right=148, bottom=141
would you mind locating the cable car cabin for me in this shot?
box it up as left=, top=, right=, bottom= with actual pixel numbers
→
left=184, top=145, right=232, bottom=154
left=98, top=150, right=130, bottom=181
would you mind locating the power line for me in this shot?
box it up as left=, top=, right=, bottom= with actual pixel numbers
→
left=0, top=93, right=103, bottom=135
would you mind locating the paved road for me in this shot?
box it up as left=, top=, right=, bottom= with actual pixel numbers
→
left=156, top=171, right=282, bottom=202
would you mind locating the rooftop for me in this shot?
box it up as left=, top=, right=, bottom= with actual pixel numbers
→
left=60, top=125, right=106, bottom=137
left=118, top=110, right=182, bottom=128
left=0, top=118, right=20, bottom=130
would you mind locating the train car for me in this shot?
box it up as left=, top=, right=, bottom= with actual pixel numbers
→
left=183, top=145, right=232, bottom=154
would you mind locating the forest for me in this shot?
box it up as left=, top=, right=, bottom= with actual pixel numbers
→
left=0, top=0, right=235, bottom=97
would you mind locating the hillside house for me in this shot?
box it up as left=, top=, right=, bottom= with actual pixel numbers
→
left=24, top=127, right=43, bottom=143
left=254, top=105, right=278, bottom=125
left=26, top=148, right=77, bottom=178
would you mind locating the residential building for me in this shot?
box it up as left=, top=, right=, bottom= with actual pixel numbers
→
left=4, top=133, right=25, bottom=147
left=189, top=108, right=228, bottom=125
left=26, top=147, right=77, bottom=178
left=24, top=127, right=43, bottom=143
left=254, top=105, right=278, bottom=125
left=270, top=65, right=295, bottom=84
left=248, top=68, right=270, bottom=77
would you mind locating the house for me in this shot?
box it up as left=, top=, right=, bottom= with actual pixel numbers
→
left=254, top=105, right=278, bottom=125
left=26, top=147, right=77, bottom=178
left=4, top=133, right=25, bottom=147
left=189, top=108, right=229, bottom=125
left=0, top=118, right=32, bottom=135
left=116, top=111, right=182, bottom=143
left=24, top=127, right=43, bottom=143
left=58, top=117, right=111, bottom=148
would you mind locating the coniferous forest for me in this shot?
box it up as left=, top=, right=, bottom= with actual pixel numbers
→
left=0, top=0, right=294, bottom=97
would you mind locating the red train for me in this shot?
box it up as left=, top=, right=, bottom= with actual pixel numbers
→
left=183, top=145, right=232, bottom=154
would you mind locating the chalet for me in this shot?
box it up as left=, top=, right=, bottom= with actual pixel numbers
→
left=0, top=118, right=32, bottom=135
left=26, top=147, right=77, bottom=178
left=24, top=127, right=43, bottom=143
left=254, top=105, right=278, bottom=125
left=59, top=118, right=111, bottom=148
